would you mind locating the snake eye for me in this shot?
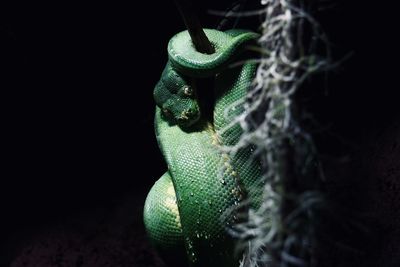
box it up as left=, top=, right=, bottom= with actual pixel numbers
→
left=183, top=86, right=193, bottom=96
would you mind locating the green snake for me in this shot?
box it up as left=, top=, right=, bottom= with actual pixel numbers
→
left=143, top=29, right=262, bottom=267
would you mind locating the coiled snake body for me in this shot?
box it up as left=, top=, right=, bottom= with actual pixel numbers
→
left=144, top=29, right=262, bottom=267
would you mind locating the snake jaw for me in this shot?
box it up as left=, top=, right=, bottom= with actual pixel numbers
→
left=161, top=101, right=200, bottom=128
left=176, top=108, right=201, bottom=128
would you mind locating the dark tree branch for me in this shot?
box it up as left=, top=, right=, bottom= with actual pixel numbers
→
left=173, top=0, right=215, bottom=54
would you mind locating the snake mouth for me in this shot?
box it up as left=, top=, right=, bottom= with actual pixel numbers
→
left=176, top=109, right=201, bottom=128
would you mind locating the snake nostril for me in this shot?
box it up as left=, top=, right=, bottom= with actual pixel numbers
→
left=163, top=108, right=172, bottom=117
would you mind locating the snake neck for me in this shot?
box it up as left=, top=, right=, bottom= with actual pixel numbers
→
left=168, top=29, right=259, bottom=78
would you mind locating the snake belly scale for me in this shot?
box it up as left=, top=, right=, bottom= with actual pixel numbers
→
left=144, top=29, right=262, bottom=267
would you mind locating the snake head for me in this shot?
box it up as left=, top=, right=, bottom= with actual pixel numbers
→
left=154, top=63, right=201, bottom=128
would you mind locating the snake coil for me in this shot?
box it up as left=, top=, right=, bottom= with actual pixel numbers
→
left=144, top=29, right=262, bottom=267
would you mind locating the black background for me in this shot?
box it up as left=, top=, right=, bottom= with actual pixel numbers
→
left=0, top=0, right=263, bottom=229
left=1, top=0, right=399, bottom=266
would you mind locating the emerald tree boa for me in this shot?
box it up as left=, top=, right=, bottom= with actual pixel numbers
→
left=144, top=29, right=262, bottom=267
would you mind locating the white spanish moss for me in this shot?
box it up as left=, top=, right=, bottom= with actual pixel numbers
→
left=224, top=1, right=331, bottom=266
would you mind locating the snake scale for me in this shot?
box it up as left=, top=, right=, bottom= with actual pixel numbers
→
left=144, top=29, right=262, bottom=267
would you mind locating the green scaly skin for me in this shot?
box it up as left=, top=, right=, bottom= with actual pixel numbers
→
left=144, top=29, right=262, bottom=267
